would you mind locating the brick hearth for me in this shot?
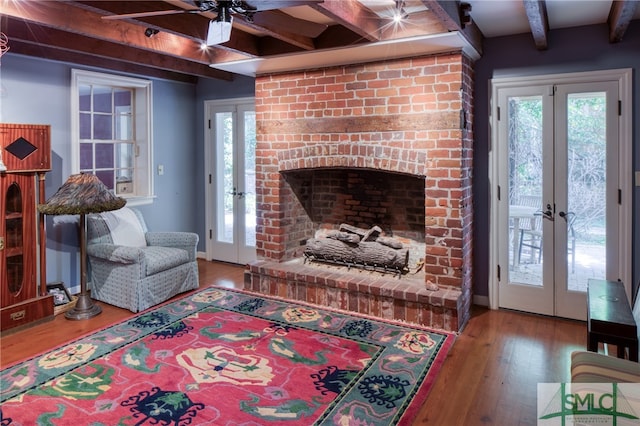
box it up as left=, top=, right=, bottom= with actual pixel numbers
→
left=250, top=52, right=474, bottom=332
left=245, top=260, right=464, bottom=331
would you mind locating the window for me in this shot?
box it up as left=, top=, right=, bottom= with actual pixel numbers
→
left=71, top=69, right=153, bottom=204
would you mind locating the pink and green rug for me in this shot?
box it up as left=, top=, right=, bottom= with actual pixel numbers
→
left=1, top=287, right=454, bottom=425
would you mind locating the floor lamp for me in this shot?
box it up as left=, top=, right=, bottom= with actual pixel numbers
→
left=39, top=173, right=126, bottom=320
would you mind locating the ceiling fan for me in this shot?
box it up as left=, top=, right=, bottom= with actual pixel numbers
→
left=100, top=0, right=323, bottom=45
left=101, top=1, right=257, bottom=22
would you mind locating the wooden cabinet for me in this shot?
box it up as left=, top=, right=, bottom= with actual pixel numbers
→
left=1, top=124, right=54, bottom=333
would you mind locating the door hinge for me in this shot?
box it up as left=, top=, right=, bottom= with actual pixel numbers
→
left=497, top=106, right=500, bottom=121
left=618, top=189, right=622, bottom=204
left=618, top=100, right=622, bottom=116
left=209, top=229, right=212, bottom=239
left=497, top=264, right=501, bottom=281
left=209, top=174, right=212, bottom=184
left=497, top=185, right=501, bottom=201
left=208, top=119, right=211, bottom=129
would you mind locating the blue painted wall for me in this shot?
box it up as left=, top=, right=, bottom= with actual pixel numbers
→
left=0, top=54, right=254, bottom=292
left=473, top=23, right=640, bottom=300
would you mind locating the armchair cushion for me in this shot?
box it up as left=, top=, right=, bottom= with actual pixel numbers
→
left=101, top=207, right=147, bottom=247
left=86, top=244, right=190, bottom=276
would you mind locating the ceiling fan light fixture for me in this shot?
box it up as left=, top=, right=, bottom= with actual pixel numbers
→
left=207, top=16, right=233, bottom=45
left=393, top=0, right=408, bottom=23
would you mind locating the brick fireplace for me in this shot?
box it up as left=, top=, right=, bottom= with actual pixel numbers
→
left=245, top=52, right=474, bottom=331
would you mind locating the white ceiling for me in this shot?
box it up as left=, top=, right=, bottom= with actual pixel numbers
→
left=466, top=0, right=640, bottom=38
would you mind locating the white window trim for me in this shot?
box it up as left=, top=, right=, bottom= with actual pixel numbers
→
left=71, top=69, right=155, bottom=206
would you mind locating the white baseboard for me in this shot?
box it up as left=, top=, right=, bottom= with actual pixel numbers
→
left=473, top=294, right=490, bottom=307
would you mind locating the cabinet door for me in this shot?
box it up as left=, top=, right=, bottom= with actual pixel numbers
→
left=1, top=173, right=37, bottom=308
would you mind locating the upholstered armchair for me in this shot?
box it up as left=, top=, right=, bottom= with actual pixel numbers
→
left=86, top=207, right=199, bottom=312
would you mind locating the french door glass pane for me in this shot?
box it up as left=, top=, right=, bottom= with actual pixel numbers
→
left=566, top=92, right=606, bottom=291
left=244, top=111, right=256, bottom=247
left=508, top=95, right=543, bottom=287
left=216, top=112, right=234, bottom=243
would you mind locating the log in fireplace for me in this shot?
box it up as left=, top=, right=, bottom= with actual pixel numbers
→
left=304, top=223, right=410, bottom=278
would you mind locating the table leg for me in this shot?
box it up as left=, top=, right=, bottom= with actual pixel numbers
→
left=630, top=342, right=638, bottom=362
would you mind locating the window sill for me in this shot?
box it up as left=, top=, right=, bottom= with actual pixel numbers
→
left=123, top=195, right=156, bottom=207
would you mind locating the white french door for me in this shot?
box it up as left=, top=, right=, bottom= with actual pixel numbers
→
left=205, top=98, right=256, bottom=265
left=490, top=70, right=632, bottom=320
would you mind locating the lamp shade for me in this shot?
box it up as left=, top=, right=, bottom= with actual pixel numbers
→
left=38, top=173, right=126, bottom=215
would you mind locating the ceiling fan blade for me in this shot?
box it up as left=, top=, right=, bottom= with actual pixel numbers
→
left=244, top=1, right=323, bottom=11
left=101, top=9, right=200, bottom=20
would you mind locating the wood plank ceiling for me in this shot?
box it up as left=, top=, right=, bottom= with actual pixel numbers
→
left=0, top=0, right=637, bottom=83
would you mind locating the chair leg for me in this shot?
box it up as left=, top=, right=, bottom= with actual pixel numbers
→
left=537, top=238, right=542, bottom=263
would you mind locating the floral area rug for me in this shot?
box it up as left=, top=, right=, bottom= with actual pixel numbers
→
left=1, top=287, right=455, bottom=425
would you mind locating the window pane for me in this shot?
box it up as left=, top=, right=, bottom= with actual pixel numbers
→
left=114, top=90, right=131, bottom=108
left=79, top=113, right=91, bottom=139
left=80, top=143, right=93, bottom=170
left=508, top=95, right=543, bottom=286
left=79, top=85, right=91, bottom=111
left=94, top=115, right=112, bottom=140
left=96, top=170, right=114, bottom=190
left=116, top=143, right=133, bottom=169
left=115, top=114, right=132, bottom=140
left=93, top=86, right=112, bottom=113
left=95, top=143, right=114, bottom=169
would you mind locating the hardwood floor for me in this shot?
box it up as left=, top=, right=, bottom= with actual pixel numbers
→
left=1, top=259, right=588, bottom=425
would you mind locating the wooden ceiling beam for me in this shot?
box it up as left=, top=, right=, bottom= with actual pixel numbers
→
left=421, top=1, right=483, bottom=56
left=5, top=18, right=233, bottom=81
left=608, top=0, right=639, bottom=43
left=8, top=40, right=199, bottom=83
left=75, top=1, right=323, bottom=55
left=523, top=0, right=549, bottom=50
left=312, top=0, right=383, bottom=41
left=0, top=1, right=243, bottom=65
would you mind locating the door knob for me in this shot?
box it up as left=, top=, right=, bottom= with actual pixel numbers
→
left=558, top=211, right=575, bottom=221
left=542, top=204, right=554, bottom=221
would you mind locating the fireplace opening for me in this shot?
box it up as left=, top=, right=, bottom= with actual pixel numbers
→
left=280, top=168, right=426, bottom=273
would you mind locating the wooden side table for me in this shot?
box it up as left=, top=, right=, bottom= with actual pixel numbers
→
left=587, top=279, right=638, bottom=362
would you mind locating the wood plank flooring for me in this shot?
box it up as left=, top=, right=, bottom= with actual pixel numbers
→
left=1, top=259, right=588, bottom=425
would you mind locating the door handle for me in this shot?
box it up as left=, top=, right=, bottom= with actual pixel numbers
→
left=558, top=211, right=575, bottom=222
left=541, top=204, right=554, bottom=221
left=0, top=236, right=3, bottom=251
left=228, top=187, right=237, bottom=196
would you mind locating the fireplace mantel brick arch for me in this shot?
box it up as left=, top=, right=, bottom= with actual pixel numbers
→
left=277, top=144, right=427, bottom=177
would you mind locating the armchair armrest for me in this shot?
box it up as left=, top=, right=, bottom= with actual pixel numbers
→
left=146, top=232, right=198, bottom=261
left=87, top=243, right=146, bottom=265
